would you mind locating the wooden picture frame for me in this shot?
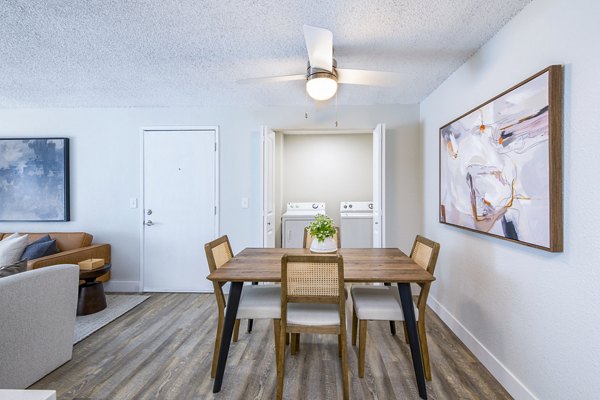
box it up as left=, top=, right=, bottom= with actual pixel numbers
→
left=439, top=65, right=563, bottom=252
left=0, top=138, right=70, bottom=222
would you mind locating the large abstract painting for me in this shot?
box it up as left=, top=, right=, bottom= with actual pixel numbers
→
left=0, top=138, right=70, bottom=221
left=439, top=66, right=563, bottom=252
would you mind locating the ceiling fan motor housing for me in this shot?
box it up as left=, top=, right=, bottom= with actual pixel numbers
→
left=306, top=58, right=338, bottom=82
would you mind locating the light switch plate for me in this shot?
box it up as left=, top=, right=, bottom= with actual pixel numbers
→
left=241, top=197, right=249, bottom=209
left=129, top=198, right=138, bottom=209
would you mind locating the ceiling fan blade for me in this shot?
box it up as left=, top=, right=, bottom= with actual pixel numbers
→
left=237, top=74, right=306, bottom=84
left=337, top=68, right=405, bottom=86
left=303, top=25, right=333, bottom=71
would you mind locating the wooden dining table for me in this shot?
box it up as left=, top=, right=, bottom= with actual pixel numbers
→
left=207, top=247, right=435, bottom=399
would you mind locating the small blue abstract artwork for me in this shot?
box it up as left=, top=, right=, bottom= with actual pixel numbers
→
left=0, top=138, right=70, bottom=221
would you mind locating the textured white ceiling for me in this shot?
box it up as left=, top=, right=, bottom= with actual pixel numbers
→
left=0, top=0, right=531, bottom=108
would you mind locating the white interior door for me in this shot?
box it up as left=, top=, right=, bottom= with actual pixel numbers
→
left=262, top=126, right=276, bottom=248
left=142, top=129, right=218, bottom=292
left=373, top=123, right=386, bottom=248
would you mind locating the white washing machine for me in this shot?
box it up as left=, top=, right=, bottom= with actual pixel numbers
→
left=340, top=201, right=373, bottom=248
left=281, top=202, right=326, bottom=248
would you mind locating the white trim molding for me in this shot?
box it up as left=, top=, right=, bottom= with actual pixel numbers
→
left=428, top=295, right=539, bottom=400
left=104, top=280, right=140, bottom=293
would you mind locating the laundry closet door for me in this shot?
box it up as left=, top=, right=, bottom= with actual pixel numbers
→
left=142, top=129, right=218, bottom=292
left=262, top=126, right=276, bottom=248
left=373, top=123, right=386, bottom=248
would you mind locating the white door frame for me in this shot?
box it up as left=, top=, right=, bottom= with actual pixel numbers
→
left=260, top=125, right=386, bottom=248
left=139, top=126, right=220, bottom=292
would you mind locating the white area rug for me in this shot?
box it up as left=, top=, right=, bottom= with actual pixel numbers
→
left=74, top=294, right=150, bottom=344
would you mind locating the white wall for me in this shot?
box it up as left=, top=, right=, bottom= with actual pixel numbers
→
left=0, top=104, right=420, bottom=289
left=419, top=0, right=600, bottom=398
left=282, top=133, right=372, bottom=226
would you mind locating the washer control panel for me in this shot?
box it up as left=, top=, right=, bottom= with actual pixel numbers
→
left=340, top=201, right=374, bottom=212
left=286, top=202, right=326, bottom=212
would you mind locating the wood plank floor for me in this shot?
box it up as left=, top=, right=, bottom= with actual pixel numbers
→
left=32, top=293, right=512, bottom=399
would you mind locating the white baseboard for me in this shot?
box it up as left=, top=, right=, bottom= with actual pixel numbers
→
left=427, top=295, right=538, bottom=400
left=104, top=280, right=140, bottom=293
left=141, top=288, right=214, bottom=293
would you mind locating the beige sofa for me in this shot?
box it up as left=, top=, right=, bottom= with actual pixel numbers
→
left=0, top=232, right=111, bottom=282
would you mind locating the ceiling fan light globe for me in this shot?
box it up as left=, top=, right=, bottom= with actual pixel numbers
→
left=306, top=77, right=338, bottom=101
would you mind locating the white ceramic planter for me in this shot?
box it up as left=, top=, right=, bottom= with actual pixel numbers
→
left=310, top=237, right=337, bottom=253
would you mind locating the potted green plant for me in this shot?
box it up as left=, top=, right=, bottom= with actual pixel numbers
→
left=307, top=214, right=337, bottom=253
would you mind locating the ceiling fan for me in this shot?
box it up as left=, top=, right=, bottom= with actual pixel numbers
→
left=239, top=25, right=404, bottom=101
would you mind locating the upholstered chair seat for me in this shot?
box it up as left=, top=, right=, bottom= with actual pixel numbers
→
left=351, top=285, right=420, bottom=321
left=286, top=303, right=340, bottom=326
left=236, top=285, right=281, bottom=319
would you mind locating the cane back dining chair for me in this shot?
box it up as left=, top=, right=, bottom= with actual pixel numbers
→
left=277, top=254, right=349, bottom=400
left=291, top=226, right=343, bottom=354
left=350, top=235, right=440, bottom=380
left=204, top=235, right=281, bottom=378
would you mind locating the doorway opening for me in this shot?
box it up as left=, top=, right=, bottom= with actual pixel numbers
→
left=261, top=125, right=385, bottom=249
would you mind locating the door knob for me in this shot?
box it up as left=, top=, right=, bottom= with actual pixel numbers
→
left=147, top=209, right=152, bottom=215
left=145, top=220, right=154, bottom=226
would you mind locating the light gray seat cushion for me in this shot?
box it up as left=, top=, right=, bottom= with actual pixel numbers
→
left=235, top=285, right=281, bottom=319
left=287, top=303, right=340, bottom=326
left=351, top=285, right=419, bottom=321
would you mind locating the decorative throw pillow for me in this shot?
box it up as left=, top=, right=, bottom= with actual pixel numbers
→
left=25, top=235, right=51, bottom=246
left=44, top=239, right=59, bottom=257
left=1, top=232, right=20, bottom=241
left=0, top=234, right=29, bottom=266
left=0, top=259, right=27, bottom=278
left=21, top=235, right=58, bottom=261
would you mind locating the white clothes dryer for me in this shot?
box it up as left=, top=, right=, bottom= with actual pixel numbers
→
left=340, top=201, right=373, bottom=248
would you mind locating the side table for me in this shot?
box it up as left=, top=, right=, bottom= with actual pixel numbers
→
left=77, top=263, right=112, bottom=316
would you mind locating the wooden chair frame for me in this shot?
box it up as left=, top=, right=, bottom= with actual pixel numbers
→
left=352, top=235, right=440, bottom=380
left=276, top=254, right=349, bottom=400
left=204, top=235, right=280, bottom=379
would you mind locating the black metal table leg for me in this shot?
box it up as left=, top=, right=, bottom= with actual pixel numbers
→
left=213, top=281, right=243, bottom=393
left=397, top=283, right=427, bottom=399
left=247, top=281, right=258, bottom=333
left=389, top=321, right=397, bottom=335
left=384, top=282, right=396, bottom=335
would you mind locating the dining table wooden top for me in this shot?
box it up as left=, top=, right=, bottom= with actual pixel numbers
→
left=207, top=247, right=435, bottom=284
